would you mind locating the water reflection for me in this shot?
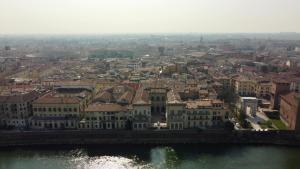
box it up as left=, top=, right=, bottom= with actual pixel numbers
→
left=150, top=147, right=178, bottom=169
left=64, top=149, right=151, bottom=169
left=0, top=145, right=300, bottom=169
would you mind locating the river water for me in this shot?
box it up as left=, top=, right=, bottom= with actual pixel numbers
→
left=0, top=145, right=300, bottom=169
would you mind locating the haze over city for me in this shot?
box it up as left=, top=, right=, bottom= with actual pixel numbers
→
left=1, top=1, right=300, bottom=169
left=1, top=0, right=300, bottom=34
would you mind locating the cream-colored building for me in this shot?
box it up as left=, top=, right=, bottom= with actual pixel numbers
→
left=30, top=92, right=85, bottom=129
left=131, top=85, right=152, bottom=130
left=233, top=76, right=255, bottom=96
left=166, top=90, right=229, bottom=130
left=232, top=76, right=271, bottom=98
left=184, top=100, right=229, bottom=128
left=81, top=103, right=130, bottom=129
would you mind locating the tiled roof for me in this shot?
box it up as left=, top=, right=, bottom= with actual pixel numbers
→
left=33, top=92, right=81, bottom=104
left=0, top=90, right=39, bottom=103
left=94, top=91, right=114, bottom=103
left=132, top=85, right=150, bottom=105
left=185, top=99, right=224, bottom=109
left=117, top=91, right=134, bottom=103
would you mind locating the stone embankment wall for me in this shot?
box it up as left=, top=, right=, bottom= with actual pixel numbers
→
left=0, top=130, right=299, bottom=147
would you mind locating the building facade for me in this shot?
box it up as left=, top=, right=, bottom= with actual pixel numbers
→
left=30, top=92, right=84, bottom=129
left=280, top=92, right=300, bottom=131
left=81, top=103, right=130, bottom=129
left=0, top=90, right=39, bottom=128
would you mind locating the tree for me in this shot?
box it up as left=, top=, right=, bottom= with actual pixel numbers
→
left=238, top=111, right=251, bottom=129
left=218, top=89, right=237, bottom=104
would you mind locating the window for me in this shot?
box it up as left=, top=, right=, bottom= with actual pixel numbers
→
left=48, top=108, right=52, bottom=112
left=74, top=108, right=77, bottom=112
left=156, top=107, right=160, bottom=113
left=156, top=96, right=160, bottom=101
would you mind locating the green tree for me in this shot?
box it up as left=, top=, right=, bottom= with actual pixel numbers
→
left=238, top=111, right=251, bottom=129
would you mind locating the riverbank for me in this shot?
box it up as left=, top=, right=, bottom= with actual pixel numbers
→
left=0, top=130, right=299, bottom=147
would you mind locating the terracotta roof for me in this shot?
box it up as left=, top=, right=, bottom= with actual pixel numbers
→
left=117, top=91, right=134, bottom=103
left=33, top=92, right=81, bottom=104
left=186, top=100, right=212, bottom=108
left=272, top=72, right=300, bottom=83
left=94, top=91, right=114, bottom=103
left=132, top=85, right=150, bottom=105
left=185, top=99, right=224, bottom=109
left=0, top=90, right=39, bottom=103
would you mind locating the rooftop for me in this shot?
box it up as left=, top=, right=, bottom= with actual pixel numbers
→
left=33, top=92, right=81, bottom=104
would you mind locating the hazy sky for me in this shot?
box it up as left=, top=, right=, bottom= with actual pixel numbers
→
left=0, top=0, right=300, bottom=34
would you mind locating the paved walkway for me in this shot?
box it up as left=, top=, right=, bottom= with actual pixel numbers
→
left=246, top=109, right=273, bottom=130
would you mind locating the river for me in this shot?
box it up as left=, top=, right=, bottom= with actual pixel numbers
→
left=0, top=145, right=300, bottom=169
